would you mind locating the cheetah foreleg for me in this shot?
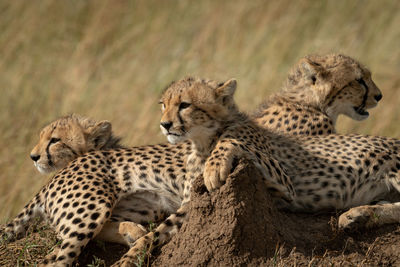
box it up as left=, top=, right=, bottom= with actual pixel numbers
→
left=339, top=202, right=400, bottom=231
left=2, top=193, right=44, bottom=242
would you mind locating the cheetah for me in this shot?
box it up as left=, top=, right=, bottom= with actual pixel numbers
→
left=27, top=114, right=161, bottom=245
left=2, top=118, right=194, bottom=266
left=112, top=77, right=297, bottom=266
left=252, top=54, right=382, bottom=135
left=118, top=76, right=400, bottom=265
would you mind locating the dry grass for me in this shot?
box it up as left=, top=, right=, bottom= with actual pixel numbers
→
left=0, top=0, right=399, bottom=222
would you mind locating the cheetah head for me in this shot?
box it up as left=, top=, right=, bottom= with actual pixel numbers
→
left=30, top=114, right=118, bottom=174
left=287, top=54, right=382, bottom=122
left=159, top=77, right=237, bottom=144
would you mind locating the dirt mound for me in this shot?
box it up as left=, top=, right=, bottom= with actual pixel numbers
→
left=152, top=160, right=285, bottom=266
left=152, top=160, right=400, bottom=266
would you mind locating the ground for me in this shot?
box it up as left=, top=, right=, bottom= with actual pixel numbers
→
left=2, top=161, right=400, bottom=266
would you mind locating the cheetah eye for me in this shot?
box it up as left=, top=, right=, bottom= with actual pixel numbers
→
left=179, top=102, right=191, bottom=110
left=356, top=78, right=367, bottom=89
left=311, top=75, right=317, bottom=84
left=49, top=138, right=61, bottom=144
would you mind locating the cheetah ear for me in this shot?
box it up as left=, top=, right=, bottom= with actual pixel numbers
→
left=215, top=79, right=237, bottom=105
left=299, top=58, right=325, bottom=85
left=85, top=121, right=112, bottom=149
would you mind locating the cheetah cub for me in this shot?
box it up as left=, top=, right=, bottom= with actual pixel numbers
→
left=113, top=77, right=297, bottom=265
left=2, top=118, right=193, bottom=266
left=252, top=54, right=382, bottom=135
left=159, top=77, right=294, bottom=194
left=26, top=114, right=163, bottom=245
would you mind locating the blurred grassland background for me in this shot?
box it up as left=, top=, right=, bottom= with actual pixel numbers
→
left=0, top=0, right=399, bottom=221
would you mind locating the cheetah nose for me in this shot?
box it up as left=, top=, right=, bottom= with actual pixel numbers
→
left=161, top=122, right=172, bottom=131
left=30, top=154, right=40, bottom=162
left=374, top=94, right=382, bottom=102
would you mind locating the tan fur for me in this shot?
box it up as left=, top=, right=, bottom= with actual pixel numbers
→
left=30, top=114, right=122, bottom=173
left=253, top=54, right=382, bottom=134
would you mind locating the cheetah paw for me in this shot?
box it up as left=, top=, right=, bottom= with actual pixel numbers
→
left=203, top=161, right=230, bottom=191
left=0, top=227, right=17, bottom=243
left=338, top=206, right=379, bottom=231
left=119, top=222, right=148, bottom=247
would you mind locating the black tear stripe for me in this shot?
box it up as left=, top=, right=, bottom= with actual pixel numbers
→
left=177, top=111, right=184, bottom=126
left=177, top=105, right=186, bottom=133
left=356, top=78, right=369, bottom=111
left=46, top=141, right=54, bottom=167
